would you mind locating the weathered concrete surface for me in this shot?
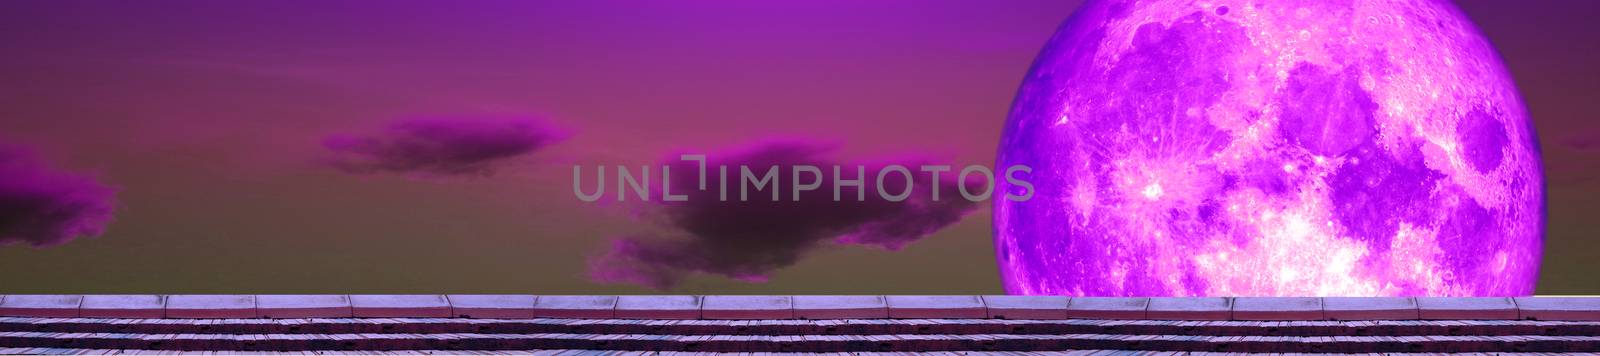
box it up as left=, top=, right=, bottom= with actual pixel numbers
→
left=701, top=295, right=793, bottom=320
left=532, top=295, right=617, bottom=319
left=1147, top=297, right=1231, bottom=320
left=886, top=295, right=987, bottom=319
left=0, top=296, right=1592, bottom=322
left=447, top=295, right=538, bottom=319
left=1515, top=297, right=1600, bottom=321
left=165, top=295, right=256, bottom=319
left=981, top=295, right=1070, bottom=320
left=615, top=295, right=700, bottom=319
left=350, top=295, right=452, bottom=318
left=1323, top=297, right=1418, bottom=321
left=1417, top=297, right=1518, bottom=320
left=1232, top=297, right=1323, bottom=321
left=1064, top=297, right=1148, bottom=319
left=793, top=295, right=888, bottom=319
left=80, top=295, right=165, bottom=318
left=257, top=295, right=353, bottom=318
left=0, top=295, right=81, bottom=318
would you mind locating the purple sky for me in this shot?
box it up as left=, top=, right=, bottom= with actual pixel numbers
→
left=0, top=0, right=1595, bottom=293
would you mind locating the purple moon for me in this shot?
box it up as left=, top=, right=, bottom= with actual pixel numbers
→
left=994, top=0, right=1543, bottom=296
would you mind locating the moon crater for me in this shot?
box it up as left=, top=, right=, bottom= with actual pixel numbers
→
left=995, top=0, right=1542, bottom=296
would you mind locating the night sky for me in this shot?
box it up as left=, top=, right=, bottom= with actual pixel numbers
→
left=0, top=0, right=1595, bottom=294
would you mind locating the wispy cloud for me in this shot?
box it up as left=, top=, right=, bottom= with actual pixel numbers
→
left=322, top=116, right=568, bottom=177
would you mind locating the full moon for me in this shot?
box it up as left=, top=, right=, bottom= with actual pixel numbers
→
left=994, top=0, right=1543, bottom=296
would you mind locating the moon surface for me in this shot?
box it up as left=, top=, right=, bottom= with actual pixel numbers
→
left=994, top=0, right=1543, bottom=296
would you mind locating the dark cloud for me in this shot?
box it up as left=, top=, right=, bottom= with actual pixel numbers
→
left=0, top=145, right=118, bottom=247
left=587, top=140, right=981, bottom=289
left=322, top=117, right=568, bottom=177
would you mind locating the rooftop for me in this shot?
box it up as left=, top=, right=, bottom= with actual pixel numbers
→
left=0, top=295, right=1597, bottom=354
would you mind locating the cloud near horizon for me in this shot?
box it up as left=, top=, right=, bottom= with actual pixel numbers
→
left=322, top=117, right=568, bottom=177
left=586, top=140, right=982, bottom=289
left=0, top=145, right=118, bottom=247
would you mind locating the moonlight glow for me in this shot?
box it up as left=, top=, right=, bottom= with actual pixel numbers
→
left=994, top=0, right=1543, bottom=296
